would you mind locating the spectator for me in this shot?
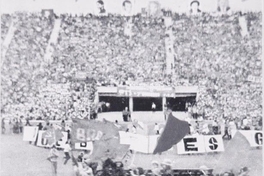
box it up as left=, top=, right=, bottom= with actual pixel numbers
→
left=18, top=118, right=23, bottom=133
left=9, top=119, right=13, bottom=135
left=154, top=123, right=159, bottom=135
left=37, top=122, right=43, bottom=130
left=47, top=144, right=59, bottom=176
left=2, top=118, right=6, bottom=134
left=122, top=107, right=130, bottom=122
left=151, top=102, right=156, bottom=112
left=63, top=140, right=71, bottom=165
left=190, top=1, right=202, bottom=15
left=238, top=167, right=250, bottom=176
left=160, top=159, right=173, bottom=176
left=151, top=160, right=160, bottom=176
left=222, top=120, right=231, bottom=140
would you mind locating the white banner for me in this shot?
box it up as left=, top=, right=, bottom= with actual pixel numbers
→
left=177, top=135, right=206, bottom=154
left=119, top=132, right=159, bottom=153
left=75, top=142, right=94, bottom=151
left=23, top=126, right=39, bottom=142
left=203, top=135, right=224, bottom=152
left=239, top=130, right=263, bottom=147
left=36, top=131, right=50, bottom=147
left=36, top=131, right=68, bottom=148
left=119, top=131, right=135, bottom=145
left=129, top=134, right=149, bottom=153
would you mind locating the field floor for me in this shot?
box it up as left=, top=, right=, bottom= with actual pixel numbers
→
left=0, top=112, right=262, bottom=176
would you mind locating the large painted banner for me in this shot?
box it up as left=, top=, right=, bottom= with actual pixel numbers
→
left=177, top=135, right=224, bottom=154
left=239, top=130, right=262, bottom=147
left=23, top=126, right=39, bottom=142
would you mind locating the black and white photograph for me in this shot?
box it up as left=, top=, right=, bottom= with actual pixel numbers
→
left=122, top=0, right=135, bottom=16
left=0, top=0, right=262, bottom=176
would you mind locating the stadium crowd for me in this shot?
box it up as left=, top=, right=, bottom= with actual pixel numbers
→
left=1, top=11, right=262, bottom=133
left=1, top=14, right=12, bottom=45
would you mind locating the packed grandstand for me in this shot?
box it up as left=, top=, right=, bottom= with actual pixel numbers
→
left=1, top=11, right=262, bottom=127
left=0, top=0, right=262, bottom=175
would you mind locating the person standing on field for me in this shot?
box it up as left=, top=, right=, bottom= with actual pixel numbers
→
left=47, top=145, right=59, bottom=176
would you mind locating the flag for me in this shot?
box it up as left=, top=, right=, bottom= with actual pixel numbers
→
left=71, top=119, right=119, bottom=143
left=71, top=119, right=129, bottom=161
left=42, top=127, right=64, bottom=145
left=153, top=113, right=190, bottom=154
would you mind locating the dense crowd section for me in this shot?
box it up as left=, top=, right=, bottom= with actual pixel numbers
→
left=170, top=12, right=262, bottom=129
left=1, top=12, right=55, bottom=116
left=1, top=12, right=262, bottom=130
left=52, top=15, right=166, bottom=87
left=1, top=14, right=12, bottom=45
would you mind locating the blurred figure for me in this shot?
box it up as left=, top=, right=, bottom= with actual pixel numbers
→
left=154, top=123, right=159, bottom=135
left=132, top=125, right=137, bottom=134
left=160, top=159, right=173, bottom=176
left=130, top=167, right=145, bottom=176
left=148, top=1, right=162, bottom=17
left=151, top=160, right=160, bottom=176
left=61, top=120, right=66, bottom=131
left=63, top=140, right=71, bottom=165
left=2, top=118, right=6, bottom=134
left=212, top=120, right=219, bottom=134
left=238, top=167, right=249, bottom=176
left=19, top=118, right=23, bottom=133
left=123, top=0, right=133, bottom=16
left=47, top=145, right=59, bottom=176
left=9, top=118, right=13, bottom=135
left=151, top=102, right=156, bottom=112
left=80, top=163, right=94, bottom=176
left=97, top=0, right=106, bottom=14
left=217, top=0, right=230, bottom=14
left=122, top=107, right=130, bottom=122
left=105, top=102, right=110, bottom=112
left=25, top=117, right=31, bottom=126
left=37, top=122, right=43, bottom=130
left=190, top=1, right=202, bottom=15
left=199, top=165, right=214, bottom=176
left=222, top=120, right=231, bottom=140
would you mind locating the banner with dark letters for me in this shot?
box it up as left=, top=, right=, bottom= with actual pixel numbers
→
left=37, top=131, right=68, bottom=148
left=177, top=135, right=224, bottom=154
left=239, top=130, right=262, bottom=147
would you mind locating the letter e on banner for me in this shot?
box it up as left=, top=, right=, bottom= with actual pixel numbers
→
left=184, top=138, right=198, bottom=151
left=177, top=136, right=205, bottom=154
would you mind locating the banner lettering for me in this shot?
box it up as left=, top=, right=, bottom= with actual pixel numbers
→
left=75, top=142, right=94, bottom=151
left=239, top=130, right=263, bottom=147
left=37, top=131, right=68, bottom=148
left=177, top=136, right=205, bottom=154
left=203, top=135, right=224, bottom=152
left=177, top=135, right=224, bottom=154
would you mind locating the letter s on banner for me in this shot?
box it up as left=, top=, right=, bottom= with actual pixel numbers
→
left=203, top=135, right=224, bottom=152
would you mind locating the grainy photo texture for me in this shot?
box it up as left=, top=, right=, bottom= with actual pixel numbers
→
left=0, top=0, right=262, bottom=176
